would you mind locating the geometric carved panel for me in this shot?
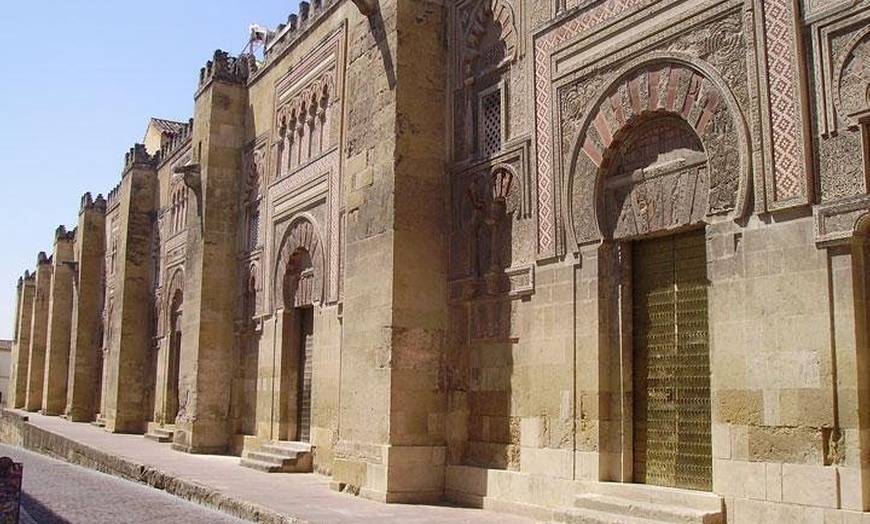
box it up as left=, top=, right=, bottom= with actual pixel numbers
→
left=759, top=0, right=810, bottom=208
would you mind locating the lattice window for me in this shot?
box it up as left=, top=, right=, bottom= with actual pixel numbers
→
left=480, top=89, right=502, bottom=157
left=248, top=209, right=260, bottom=250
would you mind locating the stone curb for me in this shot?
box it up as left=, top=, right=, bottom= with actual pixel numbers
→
left=0, top=409, right=309, bottom=524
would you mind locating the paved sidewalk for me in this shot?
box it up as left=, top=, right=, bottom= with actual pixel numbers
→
left=2, top=410, right=544, bottom=524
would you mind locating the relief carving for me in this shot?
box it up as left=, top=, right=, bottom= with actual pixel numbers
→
left=243, top=147, right=267, bottom=202
left=819, top=131, right=866, bottom=201
left=450, top=157, right=529, bottom=299
left=564, top=59, right=750, bottom=244
left=836, top=29, right=870, bottom=126
left=467, top=167, right=516, bottom=289
left=274, top=217, right=324, bottom=310
left=460, top=0, right=519, bottom=82
left=602, top=115, right=709, bottom=239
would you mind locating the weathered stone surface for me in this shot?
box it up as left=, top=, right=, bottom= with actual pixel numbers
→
left=7, top=0, right=870, bottom=522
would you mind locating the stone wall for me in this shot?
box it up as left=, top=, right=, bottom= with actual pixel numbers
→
left=5, top=0, right=870, bottom=522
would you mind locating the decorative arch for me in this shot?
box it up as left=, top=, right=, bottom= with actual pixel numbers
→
left=165, top=268, right=184, bottom=327
left=463, top=0, right=518, bottom=79
left=835, top=28, right=870, bottom=127
left=274, top=216, right=324, bottom=310
left=490, top=163, right=521, bottom=216
left=566, top=56, right=752, bottom=244
left=244, top=261, right=261, bottom=320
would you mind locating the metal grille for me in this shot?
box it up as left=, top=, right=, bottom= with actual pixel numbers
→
left=297, top=309, right=314, bottom=443
left=481, top=90, right=501, bottom=157
left=248, top=210, right=260, bottom=250
left=632, top=230, right=711, bottom=491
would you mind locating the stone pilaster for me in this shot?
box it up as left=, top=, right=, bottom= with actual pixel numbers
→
left=41, top=226, right=76, bottom=415
left=66, top=193, right=107, bottom=421
left=103, top=146, right=157, bottom=433
left=24, top=253, right=52, bottom=412
left=333, top=0, right=449, bottom=503
left=9, top=273, right=35, bottom=408
left=172, top=51, right=246, bottom=453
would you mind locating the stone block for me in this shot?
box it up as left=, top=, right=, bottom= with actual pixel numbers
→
left=766, top=462, right=782, bottom=502
left=520, top=417, right=543, bottom=448
left=781, top=463, right=838, bottom=508
left=712, top=422, right=731, bottom=459
left=712, top=459, right=766, bottom=499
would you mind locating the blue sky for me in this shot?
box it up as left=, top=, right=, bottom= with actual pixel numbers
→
left=0, top=2, right=297, bottom=339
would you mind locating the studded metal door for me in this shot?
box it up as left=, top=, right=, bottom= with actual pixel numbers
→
left=297, top=309, right=314, bottom=443
left=632, top=231, right=712, bottom=491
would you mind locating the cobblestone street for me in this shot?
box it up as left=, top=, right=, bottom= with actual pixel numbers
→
left=0, top=444, right=246, bottom=524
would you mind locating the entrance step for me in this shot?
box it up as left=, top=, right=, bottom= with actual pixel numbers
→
left=144, top=425, right=175, bottom=443
left=91, top=415, right=106, bottom=428
left=240, top=441, right=313, bottom=473
left=553, top=482, right=724, bottom=524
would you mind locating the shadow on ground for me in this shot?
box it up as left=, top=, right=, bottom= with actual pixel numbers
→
left=21, top=492, right=70, bottom=524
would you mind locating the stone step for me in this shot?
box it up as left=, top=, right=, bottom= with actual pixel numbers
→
left=143, top=425, right=174, bottom=443
left=239, top=458, right=283, bottom=473
left=261, top=441, right=311, bottom=456
left=554, top=506, right=672, bottom=524
left=574, top=482, right=723, bottom=514
left=570, top=494, right=722, bottom=524
left=551, top=483, right=724, bottom=524
left=239, top=441, right=314, bottom=473
left=245, top=451, right=299, bottom=465
left=91, top=417, right=106, bottom=428
left=144, top=432, right=172, bottom=443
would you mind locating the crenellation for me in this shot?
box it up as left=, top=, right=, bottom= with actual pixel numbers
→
left=107, top=183, right=121, bottom=209
left=123, top=143, right=154, bottom=170
left=260, top=0, right=338, bottom=69
left=154, top=118, right=193, bottom=166
left=198, top=50, right=255, bottom=91
left=54, top=225, right=75, bottom=242
left=80, top=192, right=93, bottom=212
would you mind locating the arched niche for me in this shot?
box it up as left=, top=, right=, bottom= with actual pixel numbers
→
left=274, top=216, right=324, bottom=310
left=836, top=28, right=870, bottom=128
left=566, top=56, right=752, bottom=244
left=462, top=0, right=518, bottom=81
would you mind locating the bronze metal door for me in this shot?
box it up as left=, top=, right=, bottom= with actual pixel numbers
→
left=297, top=308, right=314, bottom=443
left=632, top=231, right=711, bottom=491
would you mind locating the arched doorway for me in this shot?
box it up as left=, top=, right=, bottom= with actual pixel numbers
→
left=166, top=288, right=183, bottom=423
left=566, top=59, right=752, bottom=491
left=602, top=114, right=712, bottom=491
left=283, top=248, right=315, bottom=442
left=274, top=217, right=323, bottom=443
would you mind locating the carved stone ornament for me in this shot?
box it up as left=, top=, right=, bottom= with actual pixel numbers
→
left=243, top=147, right=267, bottom=201
left=836, top=29, right=870, bottom=126
left=565, top=58, right=751, bottom=244
left=814, top=194, right=870, bottom=246
left=274, top=216, right=324, bottom=309
left=462, top=0, right=518, bottom=81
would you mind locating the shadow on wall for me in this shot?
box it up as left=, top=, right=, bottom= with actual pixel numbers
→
left=446, top=167, right=518, bottom=471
